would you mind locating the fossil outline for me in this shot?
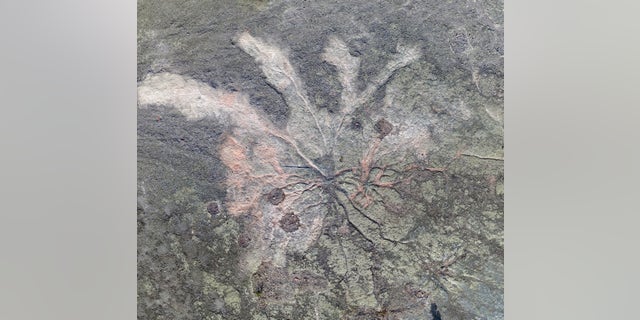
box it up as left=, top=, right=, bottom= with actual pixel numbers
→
left=137, top=32, right=448, bottom=276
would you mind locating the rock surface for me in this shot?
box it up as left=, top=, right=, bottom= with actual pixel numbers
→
left=137, top=0, right=503, bottom=319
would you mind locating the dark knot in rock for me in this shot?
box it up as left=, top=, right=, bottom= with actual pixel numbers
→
left=279, top=212, right=300, bottom=232
left=374, top=118, right=393, bottom=138
left=267, top=188, right=285, bottom=205
left=206, top=201, right=220, bottom=215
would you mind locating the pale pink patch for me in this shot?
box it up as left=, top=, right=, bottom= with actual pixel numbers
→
left=255, top=143, right=285, bottom=174
left=219, top=136, right=250, bottom=174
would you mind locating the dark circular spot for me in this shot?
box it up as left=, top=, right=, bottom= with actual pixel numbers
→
left=374, top=118, right=393, bottom=138
left=279, top=212, right=300, bottom=232
left=267, top=188, right=285, bottom=205
left=206, top=202, right=220, bottom=215
left=350, top=118, right=362, bottom=131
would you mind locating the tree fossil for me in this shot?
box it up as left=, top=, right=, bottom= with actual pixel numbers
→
left=137, top=32, right=465, bottom=306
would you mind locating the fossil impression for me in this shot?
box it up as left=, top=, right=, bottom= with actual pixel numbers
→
left=138, top=31, right=453, bottom=282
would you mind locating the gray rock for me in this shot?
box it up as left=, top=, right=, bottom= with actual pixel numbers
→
left=138, top=1, right=503, bottom=319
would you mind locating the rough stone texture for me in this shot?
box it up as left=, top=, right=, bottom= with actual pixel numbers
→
left=138, top=0, right=503, bottom=319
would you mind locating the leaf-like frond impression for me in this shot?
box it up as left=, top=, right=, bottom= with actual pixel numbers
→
left=236, top=32, right=330, bottom=160
left=321, top=36, right=361, bottom=114
left=358, top=44, right=421, bottom=108
left=138, top=72, right=274, bottom=134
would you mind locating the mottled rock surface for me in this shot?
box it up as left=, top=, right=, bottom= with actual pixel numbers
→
left=137, top=0, right=503, bottom=319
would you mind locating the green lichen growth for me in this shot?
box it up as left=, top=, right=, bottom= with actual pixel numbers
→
left=203, top=272, right=242, bottom=315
